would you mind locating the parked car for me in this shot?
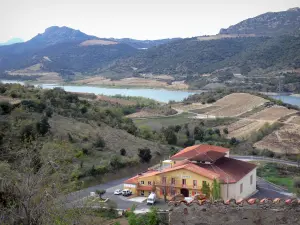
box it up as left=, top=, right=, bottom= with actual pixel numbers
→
left=147, top=192, right=157, bottom=205
left=122, top=189, right=132, bottom=196
left=114, top=189, right=122, bottom=195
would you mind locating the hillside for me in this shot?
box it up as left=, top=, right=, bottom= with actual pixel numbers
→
left=0, top=38, right=24, bottom=46
left=108, top=35, right=300, bottom=78
left=220, top=7, right=300, bottom=36
left=0, top=84, right=170, bottom=190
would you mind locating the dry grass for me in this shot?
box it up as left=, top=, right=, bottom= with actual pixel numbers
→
left=0, top=95, right=21, bottom=105
left=74, top=76, right=189, bottom=89
left=249, top=106, right=297, bottom=121
left=254, top=124, right=300, bottom=154
left=49, top=114, right=169, bottom=158
left=79, top=39, right=118, bottom=46
left=96, top=95, right=137, bottom=106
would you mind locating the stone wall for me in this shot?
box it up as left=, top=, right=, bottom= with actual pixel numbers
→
left=168, top=199, right=300, bottom=225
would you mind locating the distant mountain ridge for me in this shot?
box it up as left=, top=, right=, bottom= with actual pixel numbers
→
left=219, top=7, right=300, bottom=36
left=0, top=38, right=24, bottom=46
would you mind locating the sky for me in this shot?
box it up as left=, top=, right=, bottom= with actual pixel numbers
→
left=0, top=0, right=300, bottom=42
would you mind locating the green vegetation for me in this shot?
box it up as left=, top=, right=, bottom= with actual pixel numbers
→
left=257, top=163, right=299, bottom=192
left=127, top=206, right=160, bottom=225
left=211, top=179, right=221, bottom=201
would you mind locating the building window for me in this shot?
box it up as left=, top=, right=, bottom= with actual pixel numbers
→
left=141, top=190, right=144, bottom=196
left=250, top=175, right=253, bottom=185
left=171, top=178, right=175, bottom=185
left=182, top=179, right=186, bottom=187
left=148, top=181, right=152, bottom=185
left=240, top=183, right=243, bottom=194
left=193, top=180, right=197, bottom=188
left=140, top=181, right=144, bottom=185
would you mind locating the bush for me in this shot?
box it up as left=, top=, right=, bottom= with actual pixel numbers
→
left=223, top=128, right=229, bottom=134
left=94, top=136, right=106, bottom=148
left=260, top=149, right=275, bottom=158
left=0, top=102, right=12, bottom=115
left=120, top=148, right=126, bottom=156
left=138, top=148, right=152, bottom=163
left=96, top=189, right=106, bottom=199
left=36, top=116, right=50, bottom=136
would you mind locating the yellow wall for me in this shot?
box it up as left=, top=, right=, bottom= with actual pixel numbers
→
left=135, top=169, right=214, bottom=199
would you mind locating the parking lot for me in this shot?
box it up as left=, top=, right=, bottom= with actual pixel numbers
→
left=66, top=176, right=294, bottom=211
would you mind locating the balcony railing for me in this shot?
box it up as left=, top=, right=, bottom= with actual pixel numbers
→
left=155, top=181, right=201, bottom=190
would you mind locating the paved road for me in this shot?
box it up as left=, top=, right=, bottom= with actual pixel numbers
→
left=253, top=177, right=294, bottom=199
left=65, top=155, right=298, bottom=210
left=231, top=155, right=299, bottom=167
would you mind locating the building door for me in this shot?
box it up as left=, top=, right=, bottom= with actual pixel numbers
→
left=180, top=188, right=189, bottom=197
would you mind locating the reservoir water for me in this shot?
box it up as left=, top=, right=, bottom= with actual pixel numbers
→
left=2, top=80, right=300, bottom=105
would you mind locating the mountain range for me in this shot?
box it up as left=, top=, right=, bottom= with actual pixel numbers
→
left=0, top=7, right=300, bottom=89
left=0, top=38, right=24, bottom=46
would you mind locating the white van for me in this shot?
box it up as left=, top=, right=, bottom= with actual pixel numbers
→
left=122, top=189, right=132, bottom=196
left=147, top=192, right=156, bottom=205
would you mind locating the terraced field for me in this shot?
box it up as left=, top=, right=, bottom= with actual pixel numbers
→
left=208, top=93, right=268, bottom=117
left=254, top=124, right=300, bottom=154
left=226, top=119, right=267, bottom=139
left=249, top=106, right=297, bottom=121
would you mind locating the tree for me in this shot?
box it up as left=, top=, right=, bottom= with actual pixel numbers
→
left=194, top=126, right=204, bottom=141
left=174, top=125, right=181, bottom=133
left=110, top=155, right=123, bottom=170
left=44, top=107, right=53, bottom=118
left=120, top=148, right=127, bottom=156
left=0, top=101, right=12, bottom=115
left=163, top=128, right=177, bottom=145
left=138, top=148, right=152, bottom=163
left=211, top=179, right=221, bottom=200
left=214, top=128, right=221, bottom=136
left=36, top=116, right=50, bottom=136
left=96, top=189, right=106, bottom=200
left=201, top=181, right=210, bottom=198
left=223, top=128, right=229, bottom=135
left=229, top=137, right=238, bottom=145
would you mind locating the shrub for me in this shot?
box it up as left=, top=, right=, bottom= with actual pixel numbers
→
left=0, top=102, right=12, bottom=115
left=96, top=189, right=106, bottom=199
left=223, top=128, right=229, bottom=134
left=44, top=107, right=53, bottom=117
left=36, top=116, right=50, bottom=136
left=120, top=148, right=127, bottom=156
left=138, top=148, right=152, bottom=163
left=110, top=155, right=124, bottom=170
left=260, top=149, right=275, bottom=158
left=94, top=136, right=106, bottom=148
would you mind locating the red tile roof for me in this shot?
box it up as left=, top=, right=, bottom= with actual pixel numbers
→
left=171, top=144, right=229, bottom=160
left=157, top=163, right=220, bottom=180
left=199, top=157, right=256, bottom=183
left=124, top=175, right=139, bottom=184
left=188, top=150, right=226, bottom=162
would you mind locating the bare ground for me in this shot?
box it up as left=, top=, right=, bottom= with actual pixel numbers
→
left=254, top=123, right=300, bottom=154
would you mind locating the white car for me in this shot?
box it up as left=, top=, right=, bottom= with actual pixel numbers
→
left=114, top=189, right=122, bottom=195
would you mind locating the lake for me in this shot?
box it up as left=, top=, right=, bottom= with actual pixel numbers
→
left=2, top=80, right=300, bottom=105
left=0, top=80, right=197, bottom=102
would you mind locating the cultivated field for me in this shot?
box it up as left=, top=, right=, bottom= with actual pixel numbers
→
left=254, top=124, right=300, bottom=154
left=74, top=76, right=189, bottom=89
left=249, top=106, right=297, bottom=121
left=226, top=119, right=267, bottom=139
left=79, top=39, right=118, bottom=46
left=208, top=93, right=268, bottom=117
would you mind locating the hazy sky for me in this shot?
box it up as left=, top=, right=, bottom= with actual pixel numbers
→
left=1, top=0, right=299, bottom=42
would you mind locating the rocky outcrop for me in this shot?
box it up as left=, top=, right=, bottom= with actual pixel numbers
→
left=169, top=198, right=300, bottom=225
left=220, top=8, right=300, bottom=36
